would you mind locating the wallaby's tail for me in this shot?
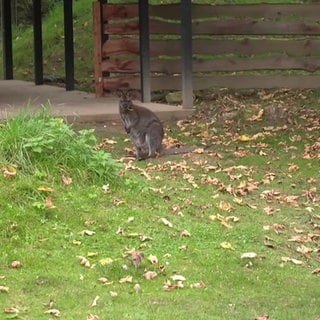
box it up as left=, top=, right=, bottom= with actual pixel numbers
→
left=162, top=145, right=198, bottom=156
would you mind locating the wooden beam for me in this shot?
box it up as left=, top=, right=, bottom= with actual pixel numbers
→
left=181, top=0, right=193, bottom=108
left=1, top=0, right=13, bottom=79
left=64, top=0, right=74, bottom=91
left=139, top=0, right=151, bottom=102
left=93, top=2, right=103, bottom=96
left=33, top=0, right=43, bottom=85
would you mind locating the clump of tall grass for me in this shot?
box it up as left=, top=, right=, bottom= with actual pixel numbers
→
left=0, top=107, right=120, bottom=183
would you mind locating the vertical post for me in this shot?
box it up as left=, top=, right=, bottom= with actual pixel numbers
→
left=33, top=0, right=43, bottom=85
left=93, top=1, right=103, bottom=96
left=139, top=0, right=151, bottom=102
left=64, top=0, right=74, bottom=91
left=181, top=0, right=193, bottom=108
left=1, top=0, right=13, bottom=79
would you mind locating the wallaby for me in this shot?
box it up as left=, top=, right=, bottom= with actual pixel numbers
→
left=118, top=91, right=196, bottom=160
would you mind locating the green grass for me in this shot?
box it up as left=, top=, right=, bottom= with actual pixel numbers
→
left=0, top=90, right=320, bottom=319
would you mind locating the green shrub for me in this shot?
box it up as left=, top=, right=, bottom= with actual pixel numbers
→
left=0, top=106, right=121, bottom=183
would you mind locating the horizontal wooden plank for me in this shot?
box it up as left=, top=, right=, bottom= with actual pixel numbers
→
left=192, top=74, right=320, bottom=90
left=103, top=38, right=139, bottom=56
left=102, top=4, right=138, bottom=20
left=102, top=38, right=320, bottom=60
left=193, top=20, right=320, bottom=36
left=192, top=38, right=320, bottom=56
left=102, top=3, right=320, bottom=21
left=102, top=56, right=320, bottom=74
left=102, top=59, right=139, bottom=73
left=102, top=74, right=320, bottom=91
left=193, top=3, right=320, bottom=20
left=192, top=56, right=320, bottom=72
left=105, top=20, right=320, bottom=36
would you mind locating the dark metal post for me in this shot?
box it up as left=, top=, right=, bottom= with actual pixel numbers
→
left=181, top=0, right=193, bottom=108
left=64, top=0, right=74, bottom=90
left=139, top=0, right=151, bottom=102
left=1, top=0, right=13, bottom=79
left=33, top=0, right=43, bottom=85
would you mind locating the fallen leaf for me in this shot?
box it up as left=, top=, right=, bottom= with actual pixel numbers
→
left=170, top=274, right=186, bottom=282
left=220, top=242, right=235, bottom=250
left=147, top=254, right=158, bottom=265
left=99, top=257, right=113, bottom=265
left=4, top=307, right=19, bottom=314
left=217, top=200, right=233, bottom=212
left=163, top=279, right=184, bottom=291
left=143, top=271, right=158, bottom=280
left=160, top=217, right=173, bottom=228
left=91, top=296, right=100, bottom=307
left=133, top=283, right=141, bottom=292
left=37, top=185, right=54, bottom=192
left=44, top=308, right=61, bottom=317
left=62, top=174, right=72, bottom=185
left=79, top=229, right=96, bottom=236
left=10, top=260, right=21, bottom=268
left=0, top=286, right=9, bottom=293
left=109, top=291, right=118, bottom=297
left=180, top=229, right=191, bottom=237
left=2, top=165, right=17, bottom=178
left=77, top=256, right=94, bottom=268
left=296, top=245, right=313, bottom=256
left=119, top=275, right=133, bottom=283
left=190, top=280, right=206, bottom=288
left=45, top=196, right=56, bottom=209
left=255, top=314, right=270, bottom=320
left=241, top=252, right=257, bottom=259
left=87, top=314, right=100, bottom=320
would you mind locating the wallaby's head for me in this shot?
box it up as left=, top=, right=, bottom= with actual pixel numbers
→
left=118, top=90, right=134, bottom=112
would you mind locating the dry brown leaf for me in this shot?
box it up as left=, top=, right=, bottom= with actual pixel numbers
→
left=44, top=309, right=61, bottom=317
left=4, top=307, right=19, bottom=314
left=0, top=286, right=9, bottom=293
left=143, top=271, right=158, bottom=280
left=119, top=275, right=133, bottom=283
left=45, top=196, right=56, bottom=209
left=1, top=165, right=17, bottom=178
left=10, top=260, right=21, bottom=268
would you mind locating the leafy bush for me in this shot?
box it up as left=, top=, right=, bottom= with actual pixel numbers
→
left=0, top=107, right=121, bottom=183
left=12, top=0, right=62, bottom=25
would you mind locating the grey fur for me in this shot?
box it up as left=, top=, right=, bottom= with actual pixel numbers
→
left=118, top=91, right=196, bottom=160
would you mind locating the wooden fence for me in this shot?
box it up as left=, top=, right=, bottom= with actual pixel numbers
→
left=92, top=2, right=320, bottom=107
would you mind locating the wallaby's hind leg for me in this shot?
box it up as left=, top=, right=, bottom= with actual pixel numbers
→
left=145, top=133, right=163, bottom=158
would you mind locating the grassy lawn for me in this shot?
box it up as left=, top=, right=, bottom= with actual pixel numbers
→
left=0, top=89, right=319, bottom=319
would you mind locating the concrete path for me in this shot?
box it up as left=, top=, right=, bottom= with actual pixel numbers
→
left=0, top=80, right=193, bottom=124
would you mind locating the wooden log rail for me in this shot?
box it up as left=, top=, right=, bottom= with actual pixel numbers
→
left=93, top=2, right=320, bottom=106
